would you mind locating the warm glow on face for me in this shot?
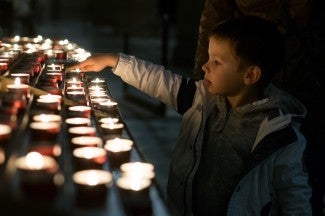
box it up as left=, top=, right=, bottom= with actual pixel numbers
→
left=26, top=152, right=44, bottom=169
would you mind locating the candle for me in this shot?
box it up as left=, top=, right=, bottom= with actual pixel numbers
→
left=68, top=106, right=91, bottom=119
left=46, top=63, right=62, bottom=71
left=1, top=92, right=27, bottom=110
left=99, top=117, right=119, bottom=125
left=29, top=122, right=61, bottom=142
left=90, top=98, right=109, bottom=109
left=99, top=99, right=118, bottom=116
left=71, top=136, right=103, bottom=148
left=66, top=85, right=84, bottom=93
left=7, top=77, right=30, bottom=98
left=100, top=122, right=124, bottom=136
left=36, top=97, right=61, bottom=111
left=0, top=124, right=12, bottom=147
left=66, top=77, right=83, bottom=87
left=120, top=162, right=155, bottom=180
left=65, top=117, right=91, bottom=128
left=90, top=78, right=106, bottom=85
left=116, top=176, right=152, bottom=212
left=104, top=138, right=133, bottom=170
left=39, top=94, right=62, bottom=104
left=28, top=143, right=62, bottom=160
left=66, top=91, right=87, bottom=105
left=33, top=114, right=62, bottom=123
left=72, top=147, right=107, bottom=171
left=15, top=152, right=61, bottom=200
left=45, top=72, right=63, bottom=83
left=72, top=169, right=113, bottom=206
left=9, top=73, right=30, bottom=84
left=68, top=126, right=96, bottom=139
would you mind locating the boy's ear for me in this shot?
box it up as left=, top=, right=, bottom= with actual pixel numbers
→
left=243, top=66, right=261, bottom=85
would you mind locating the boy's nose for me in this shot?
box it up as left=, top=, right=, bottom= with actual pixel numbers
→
left=202, top=62, right=207, bottom=73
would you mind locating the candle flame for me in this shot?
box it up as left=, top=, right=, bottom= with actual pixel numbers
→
left=39, top=114, right=50, bottom=122
left=14, top=77, right=21, bottom=85
left=26, top=152, right=44, bottom=169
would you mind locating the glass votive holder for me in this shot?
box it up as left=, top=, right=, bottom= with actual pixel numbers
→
left=104, top=138, right=133, bottom=170
left=39, top=94, right=62, bottom=104
left=0, top=124, right=12, bottom=147
left=66, top=85, right=84, bottom=93
left=100, top=122, right=124, bottom=136
left=120, top=162, right=155, bottom=180
left=66, top=91, right=87, bottom=104
left=46, top=63, right=62, bottom=71
left=29, top=122, right=61, bottom=142
left=89, top=78, right=106, bottom=87
left=72, top=147, right=107, bottom=171
left=0, top=62, right=8, bottom=72
left=33, top=114, right=62, bottom=123
left=68, top=126, right=96, bottom=139
left=6, top=78, right=30, bottom=99
left=116, top=176, right=152, bottom=214
left=10, top=73, right=30, bottom=84
left=36, top=98, right=61, bottom=111
left=45, top=72, right=63, bottom=83
left=72, top=169, right=113, bottom=207
left=1, top=92, right=27, bottom=110
left=15, top=152, right=63, bottom=200
left=67, top=106, right=91, bottom=119
left=0, top=112, right=17, bottom=130
left=28, top=141, right=62, bottom=161
left=90, top=98, right=109, bottom=109
left=99, top=100, right=118, bottom=116
left=65, top=77, right=83, bottom=87
left=99, top=117, right=119, bottom=125
left=71, top=136, right=103, bottom=149
left=65, top=117, right=91, bottom=128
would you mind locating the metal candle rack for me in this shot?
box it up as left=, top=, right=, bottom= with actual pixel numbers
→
left=0, top=37, right=169, bottom=216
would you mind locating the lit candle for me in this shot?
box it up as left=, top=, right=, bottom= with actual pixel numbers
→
left=29, top=122, right=61, bottom=142
left=65, top=117, right=91, bottom=128
left=45, top=72, right=63, bottom=83
left=100, top=122, right=124, bottom=136
left=9, top=73, right=30, bottom=84
left=33, top=114, right=62, bottom=123
left=71, top=136, right=103, bottom=148
left=66, top=85, right=84, bottom=93
left=68, top=105, right=92, bottom=118
left=99, top=99, right=118, bottom=116
left=72, top=147, right=107, bottom=171
left=15, top=152, right=61, bottom=199
left=0, top=124, right=12, bottom=147
left=66, top=77, right=83, bottom=87
left=39, top=94, right=62, bottom=104
left=99, top=117, right=119, bottom=124
left=120, top=162, right=155, bottom=180
left=104, top=138, right=133, bottom=170
left=72, top=169, right=113, bottom=206
left=116, top=176, right=152, bottom=211
left=46, top=63, right=62, bottom=72
left=7, top=77, right=30, bottom=98
left=36, top=97, right=61, bottom=111
left=68, top=126, right=96, bottom=139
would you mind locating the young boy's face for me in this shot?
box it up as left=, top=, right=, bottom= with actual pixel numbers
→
left=202, top=37, right=247, bottom=96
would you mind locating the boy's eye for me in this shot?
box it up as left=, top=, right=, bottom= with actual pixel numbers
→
left=214, top=60, right=220, bottom=65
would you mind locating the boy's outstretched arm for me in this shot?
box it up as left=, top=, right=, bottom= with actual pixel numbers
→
left=67, top=53, right=119, bottom=72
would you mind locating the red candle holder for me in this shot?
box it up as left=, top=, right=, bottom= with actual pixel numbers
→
left=68, top=126, right=96, bottom=139
left=71, top=136, right=103, bottom=149
left=29, top=122, right=61, bottom=142
left=104, top=138, right=133, bottom=170
left=72, top=169, right=113, bottom=207
left=68, top=106, right=92, bottom=119
left=15, top=152, right=62, bottom=200
left=72, top=147, right=107, bottom=171
left=65, top=117, right=91, bottom=128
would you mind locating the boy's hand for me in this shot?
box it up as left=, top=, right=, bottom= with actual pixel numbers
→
left=67, top=53, right=118, bottom=72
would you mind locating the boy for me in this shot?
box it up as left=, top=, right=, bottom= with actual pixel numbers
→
left=69, top=16, right=312, bottom=215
